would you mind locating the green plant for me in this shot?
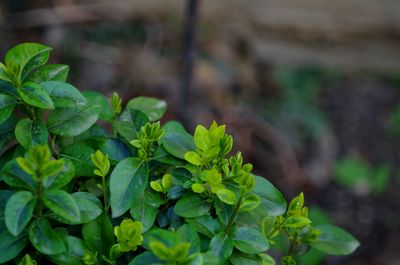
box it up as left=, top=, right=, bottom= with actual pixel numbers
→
left=0, top=43, right=359, bottom=264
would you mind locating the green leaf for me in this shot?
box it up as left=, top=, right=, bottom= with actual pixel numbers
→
left=48, top=236, right=91, bottom=265
left=186, top=216, right=221, bottom=238
left=209, top=232, right=233, bottom=262
left=0, top=79, right=18, bottom=98
left=17, top=82, right=54, bottom=109
left=230, top=254, right=262, bottom=265
left=82, top=91, right=113, bottom=121
left=239, top=194, right=261, bottom=212
left=98, top=138, right=130, bottom=165
left=52, top=192, right=102, bottom=225
left=252, top=175, right=287, bottom=216
left=174, top=193, right=211, bottom=218
left=5, top=43, right=52, bottom=82
left=0, top=116, right=17, bottom=149
left=1, top=159, right=35, bottom=190
left=42, top=189, right=80, bottom=222
left=0, top=227, right=28, bottom=263
left=216, top=188, right=237, bottom=205
left=130, top=189, right=161, bottom=232
left=0, top=94, right=17, bottom=125
left=284, top=216, right=311, bottom=228
left=26, top=64, right=69, bottom=83
left=60, top=142, right=95, bottom=177
left=128, top=251, right=161, bottom=265
left=82, top=214, right=114, bottom=258
left=310, top=224, right=360, bottom=255
left=5, top=191, right=36, bottom=236
left=233, top=227, right=269, bottom=254
left=126, top=96, right=166, bottom=121
left=46, top=103, right=100, bottom=137
left=28, top=218, right=65, bottom=255
left=15, top=118, right=48, bottom=149
left=184, top=151, right=203, bottom=165
left=161, top=121, right=196, bottom=159
left=114, top=109, right=149, bottom=142
left=176, top=224, right=201, bottom=254
left=0, top=63, right=12, bottom=82
left=110, top=157, right=148, bottom=218
left=41, top=81, right=87, bottom=107
left=43, top=158, right=75, bottom=190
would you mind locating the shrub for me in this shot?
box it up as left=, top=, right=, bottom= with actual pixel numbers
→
left=0, top=43, right=360, bottom=265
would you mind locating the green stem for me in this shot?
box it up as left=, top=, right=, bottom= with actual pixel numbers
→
left=35, top=179, right=44, bottom=216
left=102, top=176, right=109, bottom=212
left=224, top=197, right=242, bottom=234
left=288, top=232, right=298, bottom=256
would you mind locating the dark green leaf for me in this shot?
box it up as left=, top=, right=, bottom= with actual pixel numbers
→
left=26, top=64, right=69, bottom=83
left=186, top=216, right=221, bottom=238
left=174, top=193, right=211, bottom=218
left=0, top=226, right=28, bottom=263
left=5, top=43, right=52, bottom=81
left=177, top=224, right=201, bottom=254
left=17, top=82, right=54, bottom=109
left=99, top=138, right=130, bottom=165
left=126, top=96, right=166, bottom=121
left=114, top=109, right=149, bottom=142
left=60, top=142, right=95, bottom=177
left=161, top=121, right=195, bottom=159
left=0, top=94, right=17, bottom=125
left=209, top=232, right=233, bottom=262
left=82, top=91, right=113, bottom=121
left=0, top=116, right=17, bottom=149
left=152, top=145, right=185, bottom=166
left=28, top=218, right=65, bottom=255
left=44, top=158, right=75, bottom=190
left=15, top=118, right=48, bottom=149
left=252, top=175, right=287, bottom=216
left=233, top=227, right=269, bottom=254
left=42, top=189, right=80, bottom=222
left=82, top=214, right=114, bottom=258
left=110, top=157, right=148, bottom=217
left=128, top=251, right=161, bottom=265
left=1, top=159, right=35, bottom=190
left=130, top=188, right=161, bottom=232
left=311, top=224, right=360, bottom=255
left=46, top=103, right=100, bottom=137
left=41, top=81, right=87, bottom=107
left=229, top=253, right=262, bottom=265
left=0, top=79, right=18, bottom=98
left=5, top=191, right=36, bottom=236
left=48, top=236, right=90, bottom=265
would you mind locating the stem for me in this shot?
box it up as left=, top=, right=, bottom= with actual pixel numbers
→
left=288, top=232, right=298, bottom=256
left=35, top=179, right=44, bottom=216
left=224, top=197, right=242, bottom=234
left=102, top=176, right=109, bottom=212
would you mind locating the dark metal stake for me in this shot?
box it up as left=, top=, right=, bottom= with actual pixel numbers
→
left=179, top=0, right=199, bottom=128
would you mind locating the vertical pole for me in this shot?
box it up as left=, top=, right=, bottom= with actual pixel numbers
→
left=179, top=0, right=199, bottom=128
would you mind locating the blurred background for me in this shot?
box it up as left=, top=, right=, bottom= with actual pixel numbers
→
left=1, top=0, right=400, bottom=264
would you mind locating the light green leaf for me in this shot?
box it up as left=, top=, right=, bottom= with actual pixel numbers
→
left=184, top=151, right=203, bottom=166
left=239, top=194, right=261, bottom=212
left=15, top=118, right=48, bottom=149
left=0, top=94, right=17, bottom=125
left=216, top=188, right=236, bottom=205
left=41, top=81, right=87, bottom=107
left=174, top=193, right=211, bottom=218
left=310, top=224, right=360, bottom=255
left=17, top=82, right=54, bottom=109
left=42, top=189, right=80, bottom=222
left=233, top=227, right=269, bottom=254
left=46, top=103, right=100, bottom=137
left=5, top=191, right=36, bottom=236
left=126, top=96, right=166, bottom=121
left=284, top=216, right=311, bottom=228
left=110, top=157, right=148, bottom=218
left=1, top=159, right=35, bottom=190
left=44, top=158, right=75, bottom=190
left=28, top=218, right=65, bottom=255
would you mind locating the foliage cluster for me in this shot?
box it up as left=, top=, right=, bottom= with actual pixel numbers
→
left=0, top=43, right=359, bottom=264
